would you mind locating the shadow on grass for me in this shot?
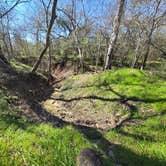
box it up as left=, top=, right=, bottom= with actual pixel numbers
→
left=116, top=129, right=157, bottom=142
left=113, top=144, right=166, bottom=166
left=0, top=112, right=33, bottom=130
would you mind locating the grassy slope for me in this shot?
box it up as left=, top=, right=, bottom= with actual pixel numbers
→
left=0, top=62, right=166, bottom=166
left=101, top=69, right=166, bottom=166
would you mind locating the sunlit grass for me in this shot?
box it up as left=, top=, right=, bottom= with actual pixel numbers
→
left=106, top=115, right=166, bottom=166
left=60, top=68, right=166, bottom=114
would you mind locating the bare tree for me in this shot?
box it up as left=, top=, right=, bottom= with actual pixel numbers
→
left=141, top=0, right=165, bottom=70
left=104, top=0, right=125, bottom=70
left=0, top=15, right=13, bottom=60
left=40, top=0, right=52, bottom=75
left=32, top=0, right=58, bottom=73
left=131, top=19, right=144, bottom=68
left=56, top=0, right=90, bottom=73
left=0, top=0, right=30, bottom=19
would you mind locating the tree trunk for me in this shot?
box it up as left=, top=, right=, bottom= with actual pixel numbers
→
left=48, top=42, right=52, bottom=74
left=7, top=31, right=14, bottom=60
left=140, top=0, right=162, bottom=70
left=131, top=38, right=141, bottom=68
left=140, top=39, right=151, bottom=70
left=72, top=0, right=84, bottom=73
left=78, top=47, right=84, bottom=73
left=96, top=34, right=101, bottom=72
left=104, top=0, right=125, bottom=70
left=3, top=38, right=10, bottom=59
left=6, top=14, right=14, bottom=60
left=36, top=29, right=40, bottom=55
left=31, top=0, right=57, bottom=73
left=0, top=46, right=9, bottom=65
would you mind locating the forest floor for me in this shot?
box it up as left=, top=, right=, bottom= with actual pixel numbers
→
left=0, top=60, right=166, bottom=166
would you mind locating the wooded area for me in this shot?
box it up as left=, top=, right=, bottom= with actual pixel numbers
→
left=0, top=0, right=165, bottom=74
left=0, top=0, right=166, bottom=166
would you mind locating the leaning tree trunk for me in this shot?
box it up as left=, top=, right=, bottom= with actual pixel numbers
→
left=7, top=14, right=14, bottom=61
left=31, top=0, right=57, bottom=73
left=104, top=0, right=125, bottom=70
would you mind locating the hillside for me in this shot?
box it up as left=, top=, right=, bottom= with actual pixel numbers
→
left=0, top=61, right=166, bottom=166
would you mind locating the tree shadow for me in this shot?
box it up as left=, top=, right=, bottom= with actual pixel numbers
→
left=113, top=144, right=166, bottom=166
left=0, top=112, right=33, bottom=130
left=116, top=129, right=157, bottom=142
left=51, top=80, right=166, bottom=127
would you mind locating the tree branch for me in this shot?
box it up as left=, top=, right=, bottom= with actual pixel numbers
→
left=0, top=0, right=30, bottom=19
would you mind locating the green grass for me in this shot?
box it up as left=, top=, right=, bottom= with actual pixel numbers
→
left=51, top=68, right=166, bottom=165
left=0, top=88, right=111, bottom=166
left=106, top=115, right=166, bottom=166
left=10, top=59, right=47, bottom=80
left=0, top=124, right=92, bottom=166
left=59, top=68, right=166, bottom=117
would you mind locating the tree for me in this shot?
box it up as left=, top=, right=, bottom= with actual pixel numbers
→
left=104, top=0, right=125, bottom=70
left=32, top=0, right=58, bottom=73
left=0, top=0, right=30, bottom=19
left=40, top=0, right=52, bottom=75
left=63, top=0, right=82, bottom=72
left=0, top=14, right=14, bottom=60
left=140, top=0, right=166, bottom=69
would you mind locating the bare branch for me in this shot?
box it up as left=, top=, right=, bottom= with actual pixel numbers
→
left=0, top=0, right=30, bottom=19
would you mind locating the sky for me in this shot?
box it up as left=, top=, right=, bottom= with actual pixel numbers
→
left=11, top=0, right=116, bottom=24
left=1, top=0, right=165, bottom=42
left=2, top=0, right=116, bottom=41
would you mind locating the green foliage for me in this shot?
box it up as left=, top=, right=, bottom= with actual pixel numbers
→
left=80, top=38, right=89, bottom=46
left=10, top=60, right=32, bottom=73
left=0, top=89, right=8, bottom=111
